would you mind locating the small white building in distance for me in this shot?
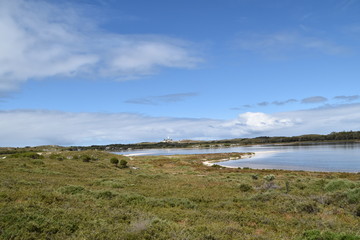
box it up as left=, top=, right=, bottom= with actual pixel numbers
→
left=162, top=137, right=173, bottom=143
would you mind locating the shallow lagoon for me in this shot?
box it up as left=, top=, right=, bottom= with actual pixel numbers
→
left=115, top=143, right=360, bottom=172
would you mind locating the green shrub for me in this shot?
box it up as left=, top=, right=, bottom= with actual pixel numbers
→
left=0, top=206, right=80, bottom=238
left=211, top=164, right=221, bottom=168
left=119, top=159, right=128, bottom=169
left=110, top=157, right=119, bottom=165
left=10, top=152, right=44, bottom=159
left=264, top=174, right=275, bottom=182
left=347, top=188, right=360, bottom=204
left=81, top=155, right=92, bottom=162
left=239, top=183, right=252, bottom=192
left=302, top=229, right=360, bottom=240
left=325, top=179, right=355, bottom=192
left=251, top=174, right=259, bottom=180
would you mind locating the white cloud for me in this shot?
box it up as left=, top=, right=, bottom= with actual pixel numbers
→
left=109, top=40, right=200, bottom=79
left=222, top=112, right=295, bottom=135
left=273, top=103, right=360, bottom=135
left=0, top=110, right=225, bottom=146
left=3, top=104, right=360, bottom=147
left=0, top=0, right=201, bottom=94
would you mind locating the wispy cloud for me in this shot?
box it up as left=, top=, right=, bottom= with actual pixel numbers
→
left=230, top=105, right=252, bottom=110
left=236, top=31, right=348, bottom=57
left=2, top=104, right=360, bottom=146
left=231, top=94, right=360, bottom=111
left=231, top=98, right=298, bottom=110
left=272, top=99, right=298, bottom=105
left=0, top=0, right=202, bottom=96
left=337, top=0, right=359, bottom=10
left=301, top=96, right=328, bottom=104
left=257, top=102, right=269, bottom=107
left=334, top=95, right=360, bottom=102
left=125, top=92, right=198, bottom=105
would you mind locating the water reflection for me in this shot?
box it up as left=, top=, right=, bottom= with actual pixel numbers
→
left=114, top=143, right=360, bottom=172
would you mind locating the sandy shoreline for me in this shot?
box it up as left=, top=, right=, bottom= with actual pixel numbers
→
left=202, top=151, right=281, bottom=168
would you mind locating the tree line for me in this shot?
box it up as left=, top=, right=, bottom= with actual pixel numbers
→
left=68, top=131, right=360, bottom=152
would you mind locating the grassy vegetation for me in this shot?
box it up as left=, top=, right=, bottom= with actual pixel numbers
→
left=0, top=150, right=359, bottom=239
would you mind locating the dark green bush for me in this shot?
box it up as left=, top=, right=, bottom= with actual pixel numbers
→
left=110, top=157, right=119, bottom=165
left=119, top=159, right=128, bottom=169
left=251, top=174, right=259, bottom=180
left=211, top=164, right=221, bottom=168
left=81, top=155, right=92, bottom=162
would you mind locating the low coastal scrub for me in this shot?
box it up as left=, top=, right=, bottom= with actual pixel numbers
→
left=9, top=152, right=44, bottom=159
left=0, top=150, right=359, bottom=239
left=301, top=230, right=360, bottom=240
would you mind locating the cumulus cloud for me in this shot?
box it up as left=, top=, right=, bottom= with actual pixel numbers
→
left=301, top=96, right=328, bottom=104
left=222, top=112, right=295, bottom=135
left=4, top=104, right=360, bottom=147
left=125, top=92, right=198, bottom=105
left=273, top=103, right=360, bottom=136
left=0, top=110, right=299, bottom=147
left=2, top=104, right=360, bottom=147
left=0, top=0, right=201, bottom=95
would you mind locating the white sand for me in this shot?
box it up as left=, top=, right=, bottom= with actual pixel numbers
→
left=202, top=151, right=282, bottom=168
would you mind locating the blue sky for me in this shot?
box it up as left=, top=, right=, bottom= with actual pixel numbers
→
left=1, top=0, right=360, bottom=146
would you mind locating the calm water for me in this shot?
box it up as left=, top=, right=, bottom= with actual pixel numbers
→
left=114, top=143, right=360, bottom=172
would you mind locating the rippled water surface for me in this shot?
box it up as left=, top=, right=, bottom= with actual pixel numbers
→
left=115, top=143, right=360, bottom=172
